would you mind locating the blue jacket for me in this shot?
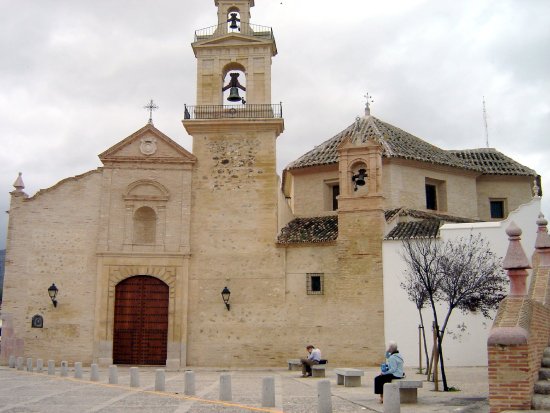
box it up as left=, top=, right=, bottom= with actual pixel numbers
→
left=384, top=352, right=404, bottom=377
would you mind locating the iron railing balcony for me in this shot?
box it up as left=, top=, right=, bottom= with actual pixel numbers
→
left=184, top=104, right=283, bottom=120
left=194, top=22, right=274, bottom=42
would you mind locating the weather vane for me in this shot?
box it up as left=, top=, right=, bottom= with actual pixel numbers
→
left=144, top=99, right=159, bottom=125
left=364, top=93, right=374, bottom=116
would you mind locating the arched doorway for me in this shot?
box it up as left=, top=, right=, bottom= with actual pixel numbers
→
left=113, top=276, right=169, bottom=365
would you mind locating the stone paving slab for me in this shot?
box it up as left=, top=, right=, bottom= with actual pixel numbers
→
left=0, top=365, right=489, bottom=412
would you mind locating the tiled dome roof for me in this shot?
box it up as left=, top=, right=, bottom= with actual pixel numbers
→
left=285, top=115, right=536, bottom=177
left=448, top=148, right=536, bottom=176
left=286, top=115, right=471, bottom=171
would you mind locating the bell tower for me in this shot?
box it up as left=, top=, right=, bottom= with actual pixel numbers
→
left=183, top=0, right=285, bottom=366
left=191, top=0, right=276, bottom=106
left=335, top=116, right=386, bottom=364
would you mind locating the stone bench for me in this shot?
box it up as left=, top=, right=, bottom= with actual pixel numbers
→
left=312, top=364, right=326, bottom=378
left=396, top=380, right=423, bottom=403
left=287, top=359, right=301, bottom=371
left=334, top=368, right=364, bottom=387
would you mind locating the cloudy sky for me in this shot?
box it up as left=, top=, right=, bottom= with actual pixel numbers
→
left=1, top=0, right=549, bottom=249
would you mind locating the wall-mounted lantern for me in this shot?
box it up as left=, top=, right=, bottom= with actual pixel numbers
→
left=48, top=283, right=58, bottom=307
left=221, top=286, right=231, bottom=311
left=352, top=168, right=367, bottom=191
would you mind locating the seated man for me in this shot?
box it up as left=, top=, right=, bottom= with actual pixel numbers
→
left=300, top=345, right=321, bottom=377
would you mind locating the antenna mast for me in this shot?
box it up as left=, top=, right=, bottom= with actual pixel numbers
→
left=483, top=96, right=489, bottom=148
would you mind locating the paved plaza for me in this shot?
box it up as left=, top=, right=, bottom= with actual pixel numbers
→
left=0, top=365, right=491, bottom=413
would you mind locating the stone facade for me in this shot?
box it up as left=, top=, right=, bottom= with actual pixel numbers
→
left=0, top=249, right=5, bottom=300
left=0, top=0, right=540, bottom=370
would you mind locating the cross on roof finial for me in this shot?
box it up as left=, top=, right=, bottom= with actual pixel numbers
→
left=364, top=93, right=374, bottom=116
left=144, top=99, right=159, bottom=125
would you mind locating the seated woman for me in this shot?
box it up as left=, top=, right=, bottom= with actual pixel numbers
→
left=374, top=341, right=404, bottom=403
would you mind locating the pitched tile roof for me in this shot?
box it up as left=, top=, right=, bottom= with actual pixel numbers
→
left=278, top=208, right=475, bottom=244
left=448, top=148, right=536, bottom=176
left=385, top=208, right=477, bottom=240
left=386, top=208, right=477, bottom=224
left=385, top=220, right=442, bottom=240
left=286, top=115, right=471, bottom=171
left=284, top=115, right=536, bottom=177
left=277, top=216, right=338, bottom=244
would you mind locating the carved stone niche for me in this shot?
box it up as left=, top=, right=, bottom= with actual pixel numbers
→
left=122, top=180, right=170, bottom=250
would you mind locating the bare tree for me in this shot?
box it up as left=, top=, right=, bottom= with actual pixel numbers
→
left=401, top=274, right=430, bottom=374
left=400, top=234, right=507, bottom=391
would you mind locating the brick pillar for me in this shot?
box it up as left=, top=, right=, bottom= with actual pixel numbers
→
left=529, top=213, right=550, bottom=304
left=488, top=222, right=533, bottom=413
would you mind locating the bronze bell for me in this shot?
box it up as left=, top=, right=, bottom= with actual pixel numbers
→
left=227, top=87, right=242, bottom=102
left=352, top=168, right=367, bottom=191
left=228, top=13, right=240, bottom=30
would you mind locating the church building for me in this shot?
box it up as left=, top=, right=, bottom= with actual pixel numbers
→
left=0, top=0, right=539, bottom=369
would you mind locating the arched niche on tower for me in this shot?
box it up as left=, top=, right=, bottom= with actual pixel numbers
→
left=338, top=137, right=383, bottom=200
left=349, top=159, right=369, bottom=196
left=222, top=62, right=247, bottom=104
left=226, top=7, right=242, bottom=32
left=216, top=0, right=252, bottom=27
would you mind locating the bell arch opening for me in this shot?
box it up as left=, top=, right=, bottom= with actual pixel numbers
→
left=226, top=8, right=241, bottom=32
left=350, top=160, right=368, bottom=194
left=222, top=63, right=247, bottom=104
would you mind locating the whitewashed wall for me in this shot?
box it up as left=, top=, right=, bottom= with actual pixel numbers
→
left=382, top=197, right=542, bottom=367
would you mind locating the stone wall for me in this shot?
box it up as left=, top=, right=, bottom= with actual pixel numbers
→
left=476, top=175, right=534, bottom=222
left=2, top=170, right=103, bottom=364
left=186, top=119, right=287, bottom=367
left=287, top=166, right=338, bottom=217
left=287, top=158, right=532, bottom=221
left=0, top=249, right=5, bottom=301
left=382, top=160, right=479, bottom=217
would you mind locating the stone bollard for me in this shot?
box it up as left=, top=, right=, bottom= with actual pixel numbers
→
left=130, top=367, right=140, bottom=388
left=383, top=382, right=400, bottom=413
left=317, top=380, right=332, bottom=413
left=90, top=364, right=100, bottom=382
left=262, top=376, right=276, bottom=408
left=184, top=371, right=196, bottom=396
left=109, top=365, right=118, bottom=384
left=16, top=357, right=24, bottom=370
left=74, top=362, right=83, bottom=379
left=48, top=360, right=55, bottom=375
left=26, top=358, right=33, bottom=372
left=155, top=369, right=166, bottom=392
left=219, top=373, right=232, bottom=401
left=9, top=355, right=16, bottom=368
left=61, top=361, right=68, bottom=377
left=36, top=359, right=44, bottom=373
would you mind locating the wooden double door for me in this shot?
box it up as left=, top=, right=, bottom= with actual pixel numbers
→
left=113, top=276, right=169, bottom=365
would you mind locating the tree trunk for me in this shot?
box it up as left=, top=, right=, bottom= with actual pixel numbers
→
left=436, top=325, right=449, bottom=391
left=418, top=309, right=430, bottom=375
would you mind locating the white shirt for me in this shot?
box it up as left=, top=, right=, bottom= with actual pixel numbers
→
left=308, top=348, right=322, bottom=362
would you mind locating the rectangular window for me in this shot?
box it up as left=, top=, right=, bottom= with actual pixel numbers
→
left=324, top=180, right=339, bottom=211
left=425, top=178, right=447, bottom=212
left=425, top=184, right=437, bottom=210
left=490, top=199, right=506, bottom=219
left=307, top=273, right=324, bottom=295
left=332, top=185, right=340, bottom=211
